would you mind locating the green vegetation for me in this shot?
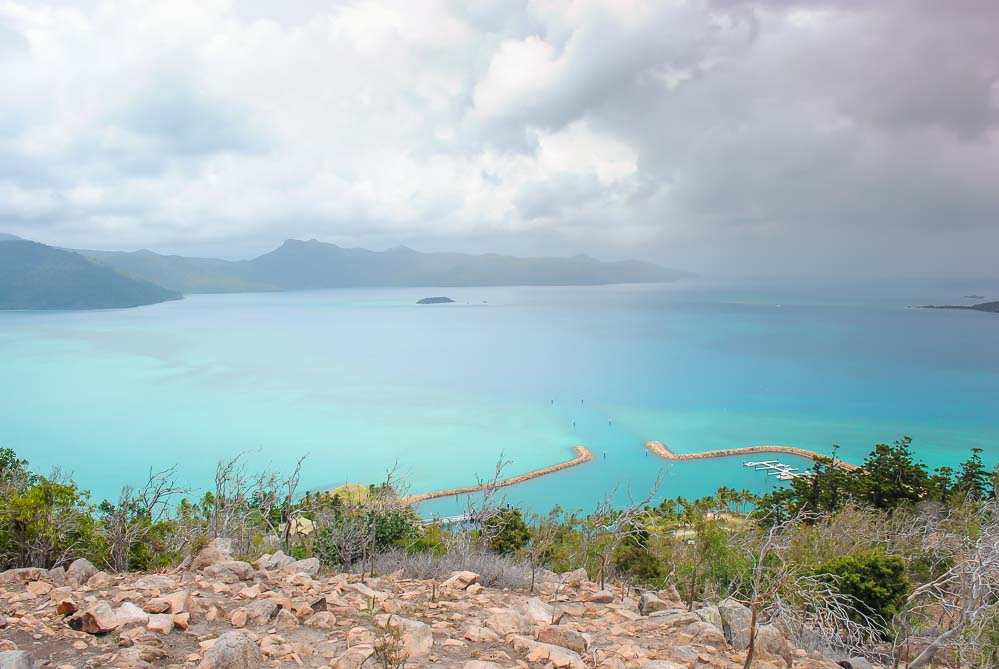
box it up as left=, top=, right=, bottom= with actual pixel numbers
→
left=0, top=240, right=181, bottom=310
left=818, top=551, right=909, bottom=627
left=1, top=439, right=997, bottom=667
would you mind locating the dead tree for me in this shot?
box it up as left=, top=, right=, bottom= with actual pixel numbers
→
left=903, top=500, right=999, bottom=668
left=101, top=465, right=186, bottom=572
left=581, top=471, right=663, bottom=590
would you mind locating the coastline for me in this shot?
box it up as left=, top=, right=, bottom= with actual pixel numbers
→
left=405, top=445, right=594, bottom=504
left=645, top=440, right=859, bottom=471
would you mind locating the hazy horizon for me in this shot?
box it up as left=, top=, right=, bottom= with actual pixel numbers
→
left=2, top=0, right=998, bottom=278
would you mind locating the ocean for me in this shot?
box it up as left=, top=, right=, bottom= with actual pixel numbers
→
left=1, top=278, right=997, bottom=515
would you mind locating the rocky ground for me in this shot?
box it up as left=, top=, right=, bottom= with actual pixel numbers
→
left=0, top=541, right=873, bottom=669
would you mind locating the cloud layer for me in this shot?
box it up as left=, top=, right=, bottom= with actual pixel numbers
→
left=1, top=0, right=997, bottom=275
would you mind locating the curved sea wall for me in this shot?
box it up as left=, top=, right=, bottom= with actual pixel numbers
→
left=645, top=441, right=859, bottom=471
left=406, top=445, right=594, bottom=504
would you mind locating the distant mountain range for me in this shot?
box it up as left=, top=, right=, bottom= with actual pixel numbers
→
left=81, top=239, right=688, bottom=294
left=0, top=240, right=181, bottom=310
left=1, top=233, right=687, bottom=310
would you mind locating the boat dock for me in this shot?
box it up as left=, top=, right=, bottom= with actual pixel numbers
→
left=419, top=512, right=476, bottom=527
left=744, top=459, right=814, bottom=481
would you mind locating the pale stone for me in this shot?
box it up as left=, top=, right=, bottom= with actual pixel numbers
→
left=275, top=608, right=299, bottom=628
left=0, top=650, right=36, bottom=669
left=283, top=557, right=320, bottom=576
left=638, top=591, right=670, bottom=616
left=464, top=625, right=501, bottom=643
left=146, top=613, right=174, bottom=634
left=719, top=598, right=753, bottom=650
left=68, top=602, right=120, bottom=634
left=143, top=598, right=171, bottom=614
left=162, top=589, right=193, bottom=614
left=442, top=571, right=480, bottom=590
left=254, top=551, right=295, bottom=571
left=511, top=635, right=587, bottom=669
left=133, top=575, right=176, bottom=591
left=538, top=625, right=588, bottom=654
left=685, top=620, right=727, bottom=647
left=85, top=571, right=113, bottom=589
left=114, top=602, right=149, bottom=627
left=197, top=631, right=263, bottom=669
left=485, top=609, right=528, bottom=636
left=203, top=561, right=254, bottom=583
left=391, top=616, right=433, bottom=658
left=523, top=597, right=558, bottom=626
left=0, top=568, right=48, bottom=585
left=694, top=605, right=722, bottom=629
left=229, top=609, right=248, bottom=628
left=25, top=582, right=51, bottom=597
left=587, top=589, right=615, bottom=603
left=65, top=559, right=97, bottom=587
left=190, top=538, right=233, bottom=571
left=331, top=647, right=373, bottom=669
left=305, top=611, right=336, bottom=629
left=560, top=568, right=588, bottom=588
left=55, top=599, right=78, bottom=616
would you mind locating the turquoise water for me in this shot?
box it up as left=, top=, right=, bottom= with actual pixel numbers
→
left=1, top=279, right=997, bottom=514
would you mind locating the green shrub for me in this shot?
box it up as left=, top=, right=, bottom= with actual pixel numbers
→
left=314, top=506, right=419, bottom=568
left=484, top=507, right=530, bottom=555
left=404, top=524, right=447, bottom=555
left=818, top=550, right=910, bottom=628
left=0, top=449, right=101, bottom=569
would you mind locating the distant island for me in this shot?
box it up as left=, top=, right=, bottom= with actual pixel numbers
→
left=965, top=295, right=986, bottom=300
left=417, top=296, right=454, bottom=304
left=0, top=240, right=182, bottom=310
left=920, top=301, right=999, bottom=314
left=1, top=232, right=688, bottom=310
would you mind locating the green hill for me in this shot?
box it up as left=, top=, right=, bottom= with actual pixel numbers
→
left=0, top=240, right=182, bottom=310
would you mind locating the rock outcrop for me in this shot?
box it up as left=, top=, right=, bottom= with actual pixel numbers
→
left=0, top=560, right=879, bottom=668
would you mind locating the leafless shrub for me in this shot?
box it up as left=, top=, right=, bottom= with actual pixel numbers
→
left=768, top=572, right=884, bottom=661
left=739, top=512, right=884, bottom=667
left=358, top=547, right=533, bottom=589
left=101, top=465, right=186, bottom=572
left=582, top=471, right=663, bottom=590
left=900, top=499, right=999, bottom=669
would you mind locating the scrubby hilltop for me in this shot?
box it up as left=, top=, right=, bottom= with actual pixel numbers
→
left=0, top=240, right=181, bottom=310
left=0, top=542, right=855, bottom=669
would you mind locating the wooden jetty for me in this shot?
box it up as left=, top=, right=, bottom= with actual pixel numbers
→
left=744, top=460, right=815, bottom=480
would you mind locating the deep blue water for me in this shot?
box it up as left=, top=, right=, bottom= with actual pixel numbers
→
left=0, top=278, right=997, bottom=515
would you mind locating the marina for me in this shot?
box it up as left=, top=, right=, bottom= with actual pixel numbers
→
left=743, top=460, right=815, bottom=481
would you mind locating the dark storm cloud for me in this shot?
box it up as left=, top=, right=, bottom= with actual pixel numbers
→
left=0, top=0, right=996, bottom=276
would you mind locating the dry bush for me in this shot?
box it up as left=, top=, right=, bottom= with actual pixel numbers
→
left=359, top=547, right=533, bottom=589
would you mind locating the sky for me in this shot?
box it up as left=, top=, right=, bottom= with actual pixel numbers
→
left=0, top=0, right=997, bottom=276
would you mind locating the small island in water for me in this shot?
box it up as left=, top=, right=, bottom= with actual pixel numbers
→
left=920, top=300, right=999, bottom=314
left=417, top=296, right=455, bottom=304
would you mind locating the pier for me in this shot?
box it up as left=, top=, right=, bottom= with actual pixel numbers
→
left=404, top=445, right=594, bottom=504
left=645, top=441, right=858, bottom=471
left=419, top=512, right=476, bottom=527
left=744, top=459, right=815, bottom=480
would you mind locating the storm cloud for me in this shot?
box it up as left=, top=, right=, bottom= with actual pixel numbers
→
left=0, top=0, right=996, bottom=275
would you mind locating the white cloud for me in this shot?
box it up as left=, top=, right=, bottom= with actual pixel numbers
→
left=0, top=0, right=996, bottom=275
